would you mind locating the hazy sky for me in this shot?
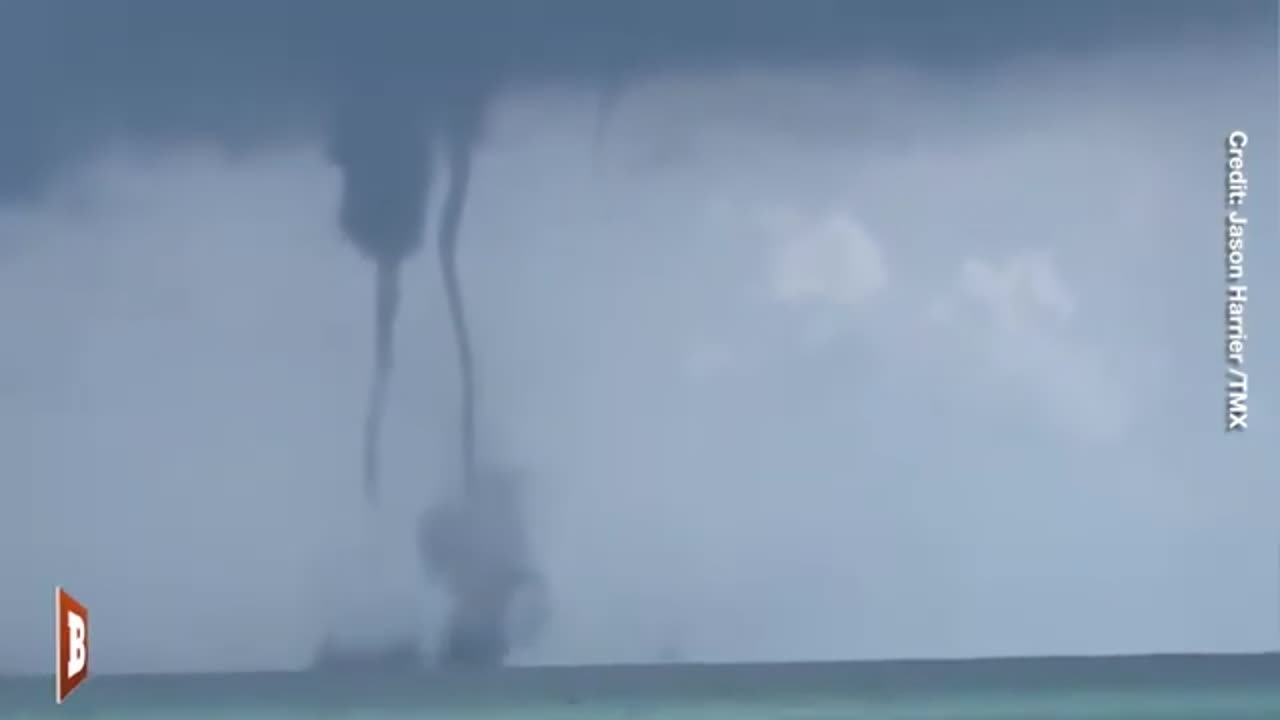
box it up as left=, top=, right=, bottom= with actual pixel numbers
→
left=1, top=6, right=1277, bottom=674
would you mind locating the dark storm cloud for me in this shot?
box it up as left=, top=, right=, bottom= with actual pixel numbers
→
left=0, top=0, right=1270, bottom=205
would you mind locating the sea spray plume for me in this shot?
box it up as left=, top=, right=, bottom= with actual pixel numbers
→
left=419, top=464, right=547, bottom=667
left=328, top=86, right=433, bottom=503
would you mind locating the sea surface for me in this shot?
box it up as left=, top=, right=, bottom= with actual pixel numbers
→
left=4, top=654, right=1279, bottom=719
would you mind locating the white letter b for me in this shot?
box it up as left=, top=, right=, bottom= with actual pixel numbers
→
left=66, top=612, right=86, bottom=677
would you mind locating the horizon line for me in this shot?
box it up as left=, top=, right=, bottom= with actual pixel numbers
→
left=5, top=650, right=1279, bottom=680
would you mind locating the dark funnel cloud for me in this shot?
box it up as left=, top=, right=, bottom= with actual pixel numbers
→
left=1, top=0, right=1272, bottom=672
left=434, top=82, right=491, bottom=491
left=328, top=82, right=432, bottom=503
left=420, top=78, right=553, bottom=667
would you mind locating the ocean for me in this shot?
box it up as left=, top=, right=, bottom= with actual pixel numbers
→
left=4, top=654, right=1279, bottom=719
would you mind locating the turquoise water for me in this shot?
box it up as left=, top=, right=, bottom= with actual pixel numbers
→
left=5, top=654, right=1279, bottom=718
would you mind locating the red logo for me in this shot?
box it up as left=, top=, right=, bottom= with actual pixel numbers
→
left=55, top=587, right=89, bottom=704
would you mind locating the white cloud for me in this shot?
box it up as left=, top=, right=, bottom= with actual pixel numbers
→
left=749, top=207, right=892, bottom=351
left=957, top=251, right=1076, bottom=328
left=769, top=209, right=889, bottom=309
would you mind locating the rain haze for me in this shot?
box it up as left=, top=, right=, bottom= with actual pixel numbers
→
left=0, top=1, right=1277, bottom=675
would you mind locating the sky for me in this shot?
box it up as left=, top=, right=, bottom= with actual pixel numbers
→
left=0, top=3, right=1278, bottom=674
